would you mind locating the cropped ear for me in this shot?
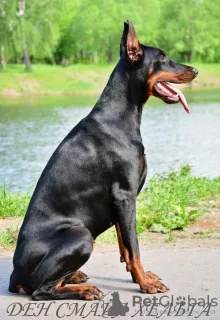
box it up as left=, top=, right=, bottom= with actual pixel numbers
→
left=120, top=21, right=143, bottom=62
left=120, top=22, right=129, bottom=57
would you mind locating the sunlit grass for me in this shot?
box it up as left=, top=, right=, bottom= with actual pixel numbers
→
left=0, top=184, right=31, bottom=218
left=0, top=165, right=219, bottom=247
left=136, top=165, right=220, bottom=233
left=0, top=63, right=219, bottom=96
left=0, top=225, right=20, bottom=248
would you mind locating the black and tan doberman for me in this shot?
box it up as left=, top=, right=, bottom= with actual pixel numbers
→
left=9, top=21, right=198, bottom=300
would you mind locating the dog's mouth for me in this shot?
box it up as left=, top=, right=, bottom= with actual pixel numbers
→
left=153, top=81, right=190, bottom=114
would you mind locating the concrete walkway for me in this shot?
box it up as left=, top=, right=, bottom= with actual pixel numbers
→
left=0, top=248, right=220, bottom=320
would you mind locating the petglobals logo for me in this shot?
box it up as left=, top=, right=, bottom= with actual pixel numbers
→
left=132, top=295, right=218, bottom=318
left=6, top=293, right=218, bottom=318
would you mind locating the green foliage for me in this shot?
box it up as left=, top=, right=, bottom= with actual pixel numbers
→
left=57, top=0, right=220, bottom=63
left=158, top=0, right=220, bottom=62
left=13, top=0, right=60, bottom=59
left=58, top=0, right=161, bottom=63
left=1, top=0, right=219, bottom=66
left=0, top=0, right=61, bottom=69
left=0, top=184, right=31, bottom=218
left=0, top=0, right=17, bottom=65
left=1, top=166, right=220, bottom=239
left=136, top=165, right=220, bottom=233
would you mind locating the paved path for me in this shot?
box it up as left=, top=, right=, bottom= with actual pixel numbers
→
left=0, top=248, right=220, bottom=320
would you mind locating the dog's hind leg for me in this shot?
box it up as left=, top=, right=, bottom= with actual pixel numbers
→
left=31, top=227, right=103, bottom=301
left=67, top=270, right=89, bottom=284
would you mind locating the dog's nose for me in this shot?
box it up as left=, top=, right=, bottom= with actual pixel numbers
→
left=192, top=68, right=198, bottom=76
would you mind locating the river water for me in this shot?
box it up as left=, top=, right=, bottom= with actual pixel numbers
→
left=0, top=91, right=220, bottom=192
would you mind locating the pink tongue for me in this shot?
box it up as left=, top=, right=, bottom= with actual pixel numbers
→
left=158, top=81, right=190, bottom=114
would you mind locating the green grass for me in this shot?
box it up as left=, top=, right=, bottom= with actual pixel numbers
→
left=136, top=165, right=220, bottom=233
left=0, top=63, right=220, bottom=97
left=193, top=63, right=220, bottom=79
left=0, top=225, right=19, bottom=248
left=0, top=165, right=220, bottom=247
left=0, top=184, right=31, bottom=218
left=164, top=233, right=177, bottom=243
left=0, top=64, right=114, bottom=96
left=190, top=233, right=220, bottom=240
left=96, top=227, right=118, bottom=244
left=190, top=228, right=219, bottom=239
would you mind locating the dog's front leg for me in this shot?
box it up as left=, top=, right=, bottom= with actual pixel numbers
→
left=114, top=197, right=168, bottom=294
left=115, top=222, right=164, bottom=284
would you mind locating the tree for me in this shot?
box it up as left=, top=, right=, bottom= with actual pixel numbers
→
left=1, top=0, right=219, bottom=66
left=11, top=0, right=60, bottom=71
left=59, top=0, right=161, bottom=64
left=0, top=0, right=17, bottom=68
left=158, top=0, right=220, bottom=62
left=54, top=0, right=82, bottom=64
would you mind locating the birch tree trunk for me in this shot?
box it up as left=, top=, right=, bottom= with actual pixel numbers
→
left=17, top=0, right=31, bottom=71
left=23, top=37, right=32, bottom=72
left=0, top=45, right=7, bottom=69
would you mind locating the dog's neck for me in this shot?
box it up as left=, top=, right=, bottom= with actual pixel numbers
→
left=92, top=58, right=148, bottom=128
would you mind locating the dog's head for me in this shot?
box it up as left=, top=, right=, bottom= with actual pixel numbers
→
left=120, top=21, right=198, bottom=113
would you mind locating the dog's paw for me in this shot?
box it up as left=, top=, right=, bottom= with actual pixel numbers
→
left=140, top=278, right=169, bottom=294
left=79, top=286, right=104, bottom=300
left=68, top=270, right=89, bottom=284
left=132, top=270, right=162, bottom=283
left=145, top=271, right=161, bottom=281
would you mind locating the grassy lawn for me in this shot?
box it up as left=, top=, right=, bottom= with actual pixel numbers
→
left=0, top=63, right=220, bottom=96
left=0, top=165, right=219, bottom=248
left=136, top=165, right=220, bottom=233
left=0, top=185, right=31, bottom=219
left=0, top=64, right=114, bottom=96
